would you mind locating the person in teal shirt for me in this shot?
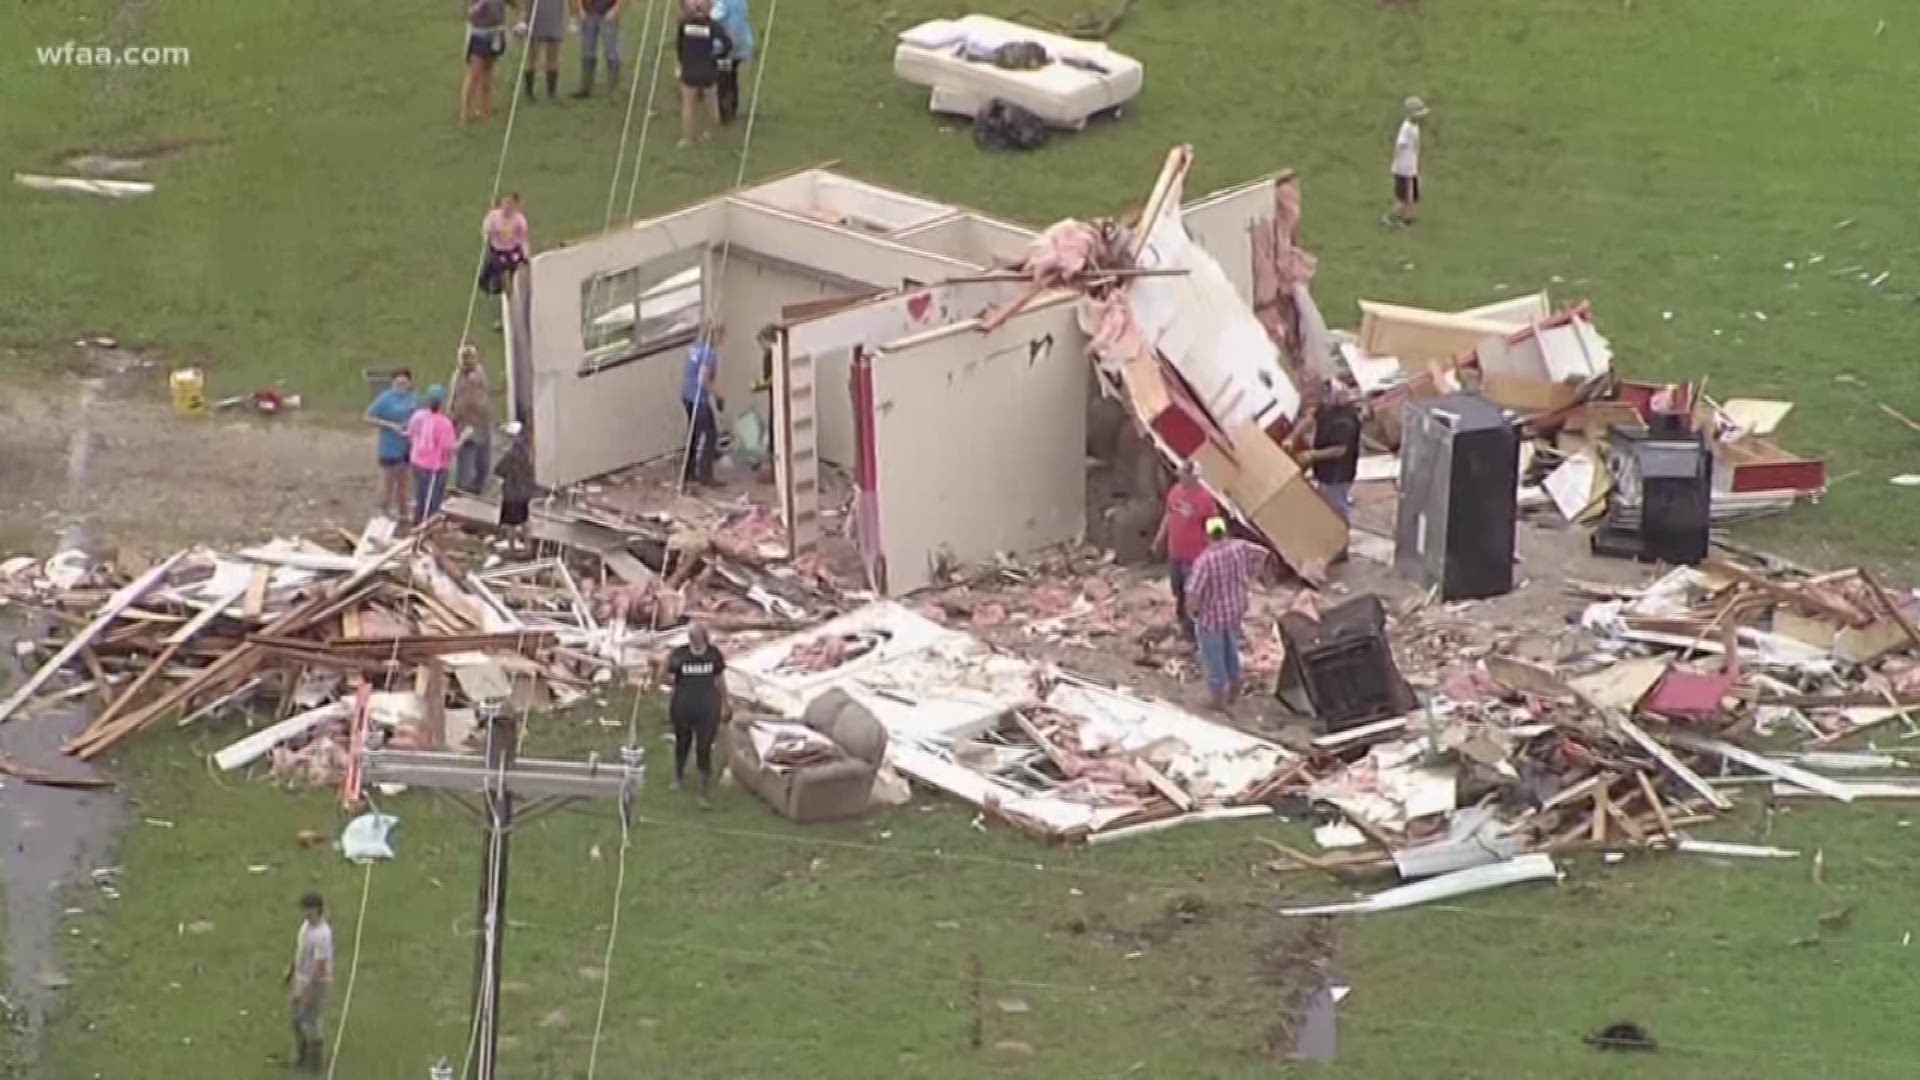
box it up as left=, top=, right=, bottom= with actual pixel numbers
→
left=363, top=369, right=419, bottom=521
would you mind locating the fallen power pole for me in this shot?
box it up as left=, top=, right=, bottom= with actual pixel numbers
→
left=360, top=703, right=643, bottom=1080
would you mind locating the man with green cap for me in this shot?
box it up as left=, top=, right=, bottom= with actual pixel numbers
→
left=1184, top=518, right=1274, bottom=712
left=406, top=383, right=459, bottom=527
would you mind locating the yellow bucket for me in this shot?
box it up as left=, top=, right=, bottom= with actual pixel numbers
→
left=169, top=367, right=206, bottom=416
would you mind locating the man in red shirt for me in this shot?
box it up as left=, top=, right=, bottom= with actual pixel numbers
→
left=1152, top=460, right=1219, bottom=640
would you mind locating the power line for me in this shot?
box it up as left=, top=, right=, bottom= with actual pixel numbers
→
left=600, top=0, right=664, bottom=232
left=582, top=808, right=634, bottom=1079
left=323, top=860, right=377, bottom=1080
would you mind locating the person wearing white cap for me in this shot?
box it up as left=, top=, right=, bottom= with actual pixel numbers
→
left=492, top=420, right=536, bottom=551
left=1386, top=96, right=1429, bottom=227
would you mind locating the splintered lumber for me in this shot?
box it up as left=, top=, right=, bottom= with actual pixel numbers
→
left=1858, top=569, right=1920, bottom=656
left=1137, top=761, right=1195, bottom=812
left=0, top=754, right=111, bottom=790
left=1635, top=771, right=1677, bottom=838
left=1704, top=558, right=1871, bottom=627
left=0, top=552, right=185, bottom=725
left=164, top=583, right=250, bottom=646
left=250, top=630, right=558, bottom=659
left=1665, top=730, right=1856, bottom=803
left=68, top=539, right=418, bottom=759
left=1609, top=713, right=1733, bottom=811
left=1010, top=711, right=1075, bottom=777
left=212, top=701, right=352, bottom=771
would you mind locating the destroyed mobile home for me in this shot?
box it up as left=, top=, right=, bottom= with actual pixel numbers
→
left=0, top=147, right=1907, bottom=916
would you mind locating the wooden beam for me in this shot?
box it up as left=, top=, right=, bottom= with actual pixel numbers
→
left=1610, top=713, right=1733, bottom=811
left=0, top=553, right=186, bottom=725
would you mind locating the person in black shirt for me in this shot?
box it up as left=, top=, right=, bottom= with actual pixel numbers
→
left=1300, top=382, right=1363, bottom=538
left=663, top=622, right=727, bottom=805
left=675, top=0, right=732, bottom=147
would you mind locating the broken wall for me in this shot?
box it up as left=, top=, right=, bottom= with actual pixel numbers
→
left=891, top=212, right=1038, bottom=267
left=528, top=201, right=725, bottom=488
left=870, top=299, right=1086, bottom=594
left=1178, top=173, right=1276, bottom=306
left=712, top=253, right=865, bottom=444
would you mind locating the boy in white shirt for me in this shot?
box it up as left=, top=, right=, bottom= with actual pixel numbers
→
left=1386, top=96, right=1428, bottom=226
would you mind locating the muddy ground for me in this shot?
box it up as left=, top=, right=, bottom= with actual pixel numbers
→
left=0, top=359, right=374, bottom=1049
left=0, top=349, right=374, bottom=553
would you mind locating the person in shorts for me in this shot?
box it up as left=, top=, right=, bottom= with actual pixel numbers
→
left=363, top=370, right=418, bottom=522
left=479, top=192, right=529, bottom=298
left=523, top=0, right=566, bottom=99
left=675, top=0, right=732, bottom=146
left=462, top=0, right=511, bottom=126
left=1385, top=96, right=1428, bottom=226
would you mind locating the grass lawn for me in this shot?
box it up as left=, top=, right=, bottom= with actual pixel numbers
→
left=10, top=0, right=1920, bottom=1076
left=46, top=703, right=1920, bottom=1080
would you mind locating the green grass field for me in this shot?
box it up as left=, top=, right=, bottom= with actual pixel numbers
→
left=10, top=0, right=1920, bottom=1076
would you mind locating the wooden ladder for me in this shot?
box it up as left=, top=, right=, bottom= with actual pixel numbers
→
left=775, top=337, right=821, bottom=557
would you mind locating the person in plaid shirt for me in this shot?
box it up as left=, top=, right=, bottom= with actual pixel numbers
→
left=1185, top=518, right=1274, bottom=711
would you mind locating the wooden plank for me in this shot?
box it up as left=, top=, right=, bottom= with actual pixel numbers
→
left=1665, top=730, right=1857, bottom=803
left=241, top=565, right=272, bottom=619
left=163, top=583, right=249, bottom=646
left=1137, top=761, right=1194, bottom=812
left=1858, top=569, right=1920, bottom=656
left=420, top=662, right=448, bottom=750
left=80, top=648, right=113, bottom=709
left=1601, top=789, right=1647, bottom=842
left=1705, top=558, right=1871, bottom=627
left=0, top=552, right=186, bottom=725
left=1589, top=791, right=1607, bottom=843
left=1010, top=710, right=1075, bottom=778
left=1609, top=712, right=1733, bottom=811
left=212, top=701, right=352, bottom=771
left=1635, top=771, right=1677, bottom=838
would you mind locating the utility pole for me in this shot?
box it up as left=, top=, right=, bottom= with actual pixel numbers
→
left=361, top=702, right=643, bottom=1080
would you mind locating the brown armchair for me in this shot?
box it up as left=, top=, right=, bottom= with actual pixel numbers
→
left=729, top=688, right=890, bottom=824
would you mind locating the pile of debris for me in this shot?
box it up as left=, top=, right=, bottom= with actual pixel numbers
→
left=1341, top=291, right=1826, bottom=531
left=0, top=504, right=842, bottom=790
left=728, top=601, right=1296, bottom=844
left=1255, top=549, right=1920, bottom=912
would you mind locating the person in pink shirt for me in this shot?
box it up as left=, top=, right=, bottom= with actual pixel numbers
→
left=407, top=385, right=460, bottom=527
left=479, top=193, right=529, bottom=299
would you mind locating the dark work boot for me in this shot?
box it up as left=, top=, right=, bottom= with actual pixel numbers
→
left=523, top=70, right=536, bottom=99
left=572, top=63, right=595, bottom=98
left=545, top=69, right=559, bottom=97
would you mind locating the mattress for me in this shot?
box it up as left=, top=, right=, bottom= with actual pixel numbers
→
left=893, top=15, right=1144, bottom=129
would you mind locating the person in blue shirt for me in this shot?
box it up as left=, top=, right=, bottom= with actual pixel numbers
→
left=363, top=369, right=419, bottom=521
left=711, top=0, right=754, bottom=124
left=680, top=323, right=723, bottom=486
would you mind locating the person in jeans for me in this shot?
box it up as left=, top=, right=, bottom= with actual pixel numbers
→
left=1151, top=459, right=1218, bottom=641
left=406, top=385, right=459, bottom=527
left=449, top=346, right=495, bottom=494
left=679, top=322, right=723, bottom=486
left=1184, top=518, right=1274, bottom=712
left=1301, top=383, right=1363, bottom=542
left=284, top=892, right=333, bottom=1072
left=363, top=369, right=418, bottom=522
left=570, top=0, right=621, bottom=98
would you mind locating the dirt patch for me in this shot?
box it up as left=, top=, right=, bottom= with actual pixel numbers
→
left=58, top=137, right=217, bottom=179
left=0, top=379, right=376, bottom=555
